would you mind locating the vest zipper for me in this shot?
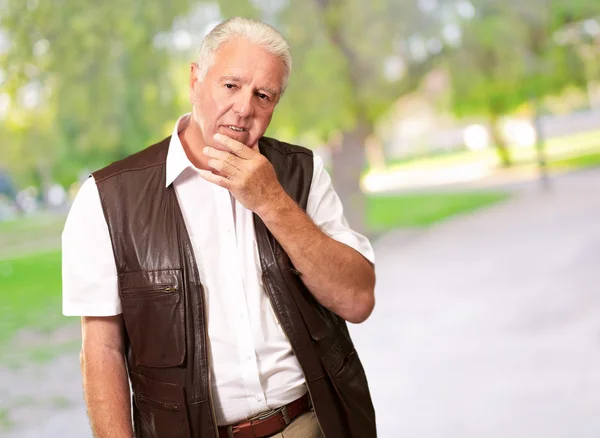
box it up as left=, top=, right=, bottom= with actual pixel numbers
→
left=261, top=271, right=327, bottom=436
left=121, top=285, right=177, bottom=298
left=136, top=394, right=180, bottom=411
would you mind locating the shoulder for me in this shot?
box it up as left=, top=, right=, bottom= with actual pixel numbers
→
left=259, top=136, right=313, bottom=158
left=62, top=175, right=106, bottom=242
left=93, top=136, right=171, bottom=183
left=259, top=137, right=315, bottom=209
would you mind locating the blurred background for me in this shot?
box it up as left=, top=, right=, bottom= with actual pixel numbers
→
left=1, top=0, right=599, bottom=437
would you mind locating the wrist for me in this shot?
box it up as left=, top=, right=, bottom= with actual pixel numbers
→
left=256, top=190, right=295, bottom=223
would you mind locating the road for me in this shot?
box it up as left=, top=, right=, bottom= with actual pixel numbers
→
left=351, top=167, right=600, bottom=437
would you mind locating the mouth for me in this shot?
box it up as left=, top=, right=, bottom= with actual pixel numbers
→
left=225, top=125, right=247, bottom=133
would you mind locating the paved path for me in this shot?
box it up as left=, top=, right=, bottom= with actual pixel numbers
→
left=3, top=168, right=600, bottom=437
left=350, top=167, right=600, bottom=437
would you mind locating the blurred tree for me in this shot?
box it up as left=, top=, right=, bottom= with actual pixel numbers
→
left=446, top=0, right=595, bottom=167
left=217, top=0, right=454, bottom=231
left=0, top=0, right=193, bottom=188
left=11, top=1, right=592, bottom=228
left=553, top=2, right=600, bottom=108
left=2, top=0, right=452, bottom=230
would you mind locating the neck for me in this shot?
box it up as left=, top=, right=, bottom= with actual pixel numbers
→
left=180, top=115, right=211, bottom=171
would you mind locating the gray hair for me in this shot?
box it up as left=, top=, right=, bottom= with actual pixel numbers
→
left=195, top=17, right=292, bottom=94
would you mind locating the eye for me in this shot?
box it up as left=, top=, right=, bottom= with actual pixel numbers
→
left=225, top=83, right=236, bottom=89
left=257, top=93, right=270, bottom=101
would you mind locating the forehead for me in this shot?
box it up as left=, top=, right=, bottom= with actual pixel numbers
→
left=208, top=39, right=285, bottom=90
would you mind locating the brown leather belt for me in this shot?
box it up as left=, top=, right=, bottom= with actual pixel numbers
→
left=218, top=392, right=311, bottom=438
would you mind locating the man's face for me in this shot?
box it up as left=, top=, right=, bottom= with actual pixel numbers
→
left=189, top=38, right=285, bottom=151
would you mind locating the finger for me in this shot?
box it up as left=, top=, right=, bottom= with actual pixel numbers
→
left=206, top=158, right=240, bottom=178
left=214, top=133, right=256, bottom=160
left=203, top=146, right=241, bottom=171
left=198, top=169, right=232, bottom=189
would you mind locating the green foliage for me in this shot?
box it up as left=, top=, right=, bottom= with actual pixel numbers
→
left=447, top=0, right=595, bottom=119
left=1, top=0, right=194, bottom=187
left=211, top=0, right=449, bottom=143
left=268, top=32, right=357, bottom=141
left=2, top=0, right=598, bottom=190
left=1, top=0, right=446, bottom=188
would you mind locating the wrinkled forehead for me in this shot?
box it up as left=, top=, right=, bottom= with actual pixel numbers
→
left=208, top=39, right=285, bottom=91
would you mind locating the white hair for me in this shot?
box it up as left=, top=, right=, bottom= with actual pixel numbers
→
left=195, top=17, right=292, bottom=94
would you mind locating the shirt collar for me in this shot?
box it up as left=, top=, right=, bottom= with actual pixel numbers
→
left=165, top=113, right=194, bottom=187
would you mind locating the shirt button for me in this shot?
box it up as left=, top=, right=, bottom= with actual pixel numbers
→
left=255, top=396, right=261, bottom=402
left=246, top=356, right=252, bottom=361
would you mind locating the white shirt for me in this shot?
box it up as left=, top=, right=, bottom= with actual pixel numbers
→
left=62, top=114, right=374, bottom=425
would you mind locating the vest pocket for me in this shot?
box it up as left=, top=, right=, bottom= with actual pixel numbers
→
left=131, top=372, right=191, bottom=438
left=119, top=269, right=186, bottom=368
left=321, top=336, right=377, bottom=437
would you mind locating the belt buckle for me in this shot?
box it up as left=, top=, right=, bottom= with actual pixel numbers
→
left=257, top=405, right=291, bottom=424
left=230, top=421, right=252, bottom=438
left=256, top=406, right=282, bottom=421
left=228, top=403, right=295, bottom=437
left=256, top=405, right=290, bottom=426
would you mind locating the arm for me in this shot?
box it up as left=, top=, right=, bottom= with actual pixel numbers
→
left=201, top=134, right=375, bottom=323
left=81, top=315, right=133, bottom=438
left=260, top=196, right=375, bottom=323
left=62, top=177, right=131, bottom=435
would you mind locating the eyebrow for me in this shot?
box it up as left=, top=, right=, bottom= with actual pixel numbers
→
left=261, top=86, right=279, bottom=97
left=220, top=75, right=243, bottom=83
left=219, top=75, right=279, bottom=97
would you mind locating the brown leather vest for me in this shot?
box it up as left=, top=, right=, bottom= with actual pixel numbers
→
left=93, top=135, right=376, bottom=438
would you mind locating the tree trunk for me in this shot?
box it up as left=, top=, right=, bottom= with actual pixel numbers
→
left=365, top=135, right=386, bottom=172
left=330, top=118, right=371, bottom=235
left=489, top=113, right=511, bottom=167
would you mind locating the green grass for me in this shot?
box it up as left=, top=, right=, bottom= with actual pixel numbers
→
left=373, top=129, right=600, bottom=176
left=550, top=151, right=600, bottom=170
left=0, top=250, right=68, bottom=348
left=366, top=191, right=511, bottom=230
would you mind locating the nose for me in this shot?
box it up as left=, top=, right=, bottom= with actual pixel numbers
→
left=233, top=90, right=254, bottom=118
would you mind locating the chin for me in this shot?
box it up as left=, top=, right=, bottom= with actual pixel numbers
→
left=217, top=127, right=251, bottom=145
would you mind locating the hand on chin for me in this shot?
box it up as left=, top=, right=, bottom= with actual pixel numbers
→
left=216, top=131, right=260, bottom=152
left=218, top=126, right=250, bottom=146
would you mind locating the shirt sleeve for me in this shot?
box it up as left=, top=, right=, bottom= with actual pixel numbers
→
left=62, top=176, right=122, bottom=316
left=306, top=154, right=375, bottom=264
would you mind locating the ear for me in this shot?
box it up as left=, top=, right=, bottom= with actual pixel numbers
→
left=189, top=63, right=199, bottom=104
